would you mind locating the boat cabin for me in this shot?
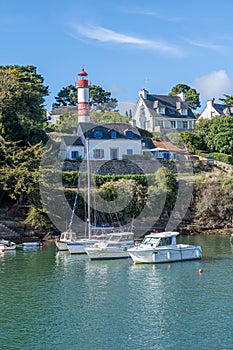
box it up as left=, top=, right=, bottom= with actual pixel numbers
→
left=142, top=232, right=179, bottom=247
left=60, top=231, right=77, bottom=242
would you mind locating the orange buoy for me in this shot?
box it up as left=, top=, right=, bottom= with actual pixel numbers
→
left=199, top=268, right=203, bottom=274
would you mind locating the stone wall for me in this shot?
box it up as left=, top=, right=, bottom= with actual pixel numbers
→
left=62, top=159, right=179, bottom=174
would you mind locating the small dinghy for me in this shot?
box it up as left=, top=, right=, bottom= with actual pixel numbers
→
left=0, top=239, right=17, bottom=251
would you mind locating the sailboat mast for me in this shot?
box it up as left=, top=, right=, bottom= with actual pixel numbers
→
left=86, top=138, right=91, bottom=240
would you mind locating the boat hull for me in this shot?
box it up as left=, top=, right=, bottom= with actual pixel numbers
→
left=55, top=241, right=68, bottom=251
left=67, top=239, right=99, bottom=254
left=85, top=247, right=131, bottom=260
left=22, top=242, right=41, bottom=247
left=128, top=245, right=202, bottom=264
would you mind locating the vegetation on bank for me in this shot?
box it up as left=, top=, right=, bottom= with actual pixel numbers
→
left=1, top=64, right=233, bottom=236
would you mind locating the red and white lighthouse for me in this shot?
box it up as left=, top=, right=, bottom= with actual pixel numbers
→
left=77, top=67, right=90, bottom=123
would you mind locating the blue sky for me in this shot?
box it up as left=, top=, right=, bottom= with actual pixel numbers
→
left=1, top=0, right=233, bottom=113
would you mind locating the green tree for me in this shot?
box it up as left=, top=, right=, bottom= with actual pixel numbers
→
left=169, top=83, right=201, bottom=110
left=155, top=167, right=178, bottom=208
left=97, top=178, right=145, bottom=223
left=180, top=131, right=204, bottom=153
left=89, top=85, right=118, bottom=112
left=23, top=207, right=54, bottom=230
left=0, top=138, right=44, bottom=204
left=90, top=111, right=128, bottom=123
left=51, top=112, right=79, bottom=133
left=54, top=84, right=118, bottom=112
left=0, top=65, right=49, bottom=145
left=219, top=94, right=233, bottom=105
left=192, top=119, right=211, bottom=152
left=54, top=85, right=77, bottom=106
left=206, top=116, right=233, bottom=154
left=182, top=116, right=233, bottom=155
left=166, top=132, right=185, bottom=149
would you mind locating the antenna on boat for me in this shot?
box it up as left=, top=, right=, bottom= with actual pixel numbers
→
left=86, top=138, right=91, bottom=240
left=67, top=152, right=85, bottom=231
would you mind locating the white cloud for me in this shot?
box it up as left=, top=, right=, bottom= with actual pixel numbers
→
left=122, top=7, right=184, bottom=22
left=71, top=24, right=183, bottom=56
left=187, top=39, right=224, bottom=52
left=194, top=70, right=233, bottom=101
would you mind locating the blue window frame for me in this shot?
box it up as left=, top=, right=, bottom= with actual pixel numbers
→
left=111, top=130, right=117, bottom=139
left=71, top=151, right=79, bottom=159
left=93, top=130, right=103, bottom=138
left=125, top=130, right=134, bottom=138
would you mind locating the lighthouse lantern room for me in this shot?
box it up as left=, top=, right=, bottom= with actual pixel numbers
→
left=77, top=67, right=90, bottom=123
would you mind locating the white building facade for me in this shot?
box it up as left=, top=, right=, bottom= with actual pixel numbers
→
left=77, top=122, right=142, bottom=161
left=199, top=98, right=233, bottom=120
left=132, top=89, right=196, bottom=133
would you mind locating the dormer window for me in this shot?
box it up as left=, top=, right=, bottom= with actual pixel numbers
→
left=158, top=107, right=165, bottom=114
left=181, top=109, right=188, bottom=116
left=111, top=130, right=117, bottom=139
left=93, top=130, right=103, bottom=138
left=125, top=130, right=134, bottom=138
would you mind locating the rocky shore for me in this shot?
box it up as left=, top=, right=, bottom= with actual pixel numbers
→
left=1, top=166, right=233, bottom=241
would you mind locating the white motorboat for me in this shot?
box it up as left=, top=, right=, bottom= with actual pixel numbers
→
left=85, top=232, right=135, bottom=260
left=0, top=239, right=16, bottom=251
left=55, top=230, right=78, bottom=251
left=67, top=233, right=107, bottom=254
left=127, top=231, right=202, bottom=264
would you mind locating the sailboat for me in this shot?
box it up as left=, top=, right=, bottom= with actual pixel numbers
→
left=85, top=231, right=135, bottom=260
left=55, top=167, right=82, bottom=251
left=66, top=139, right=107, bottom=254
left=55, top=140, right=89, bottom=252
left=55, top=229, right=77, bottom=251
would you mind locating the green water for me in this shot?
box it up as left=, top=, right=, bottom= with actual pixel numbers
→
left=0, top=235, right=232, bottom=350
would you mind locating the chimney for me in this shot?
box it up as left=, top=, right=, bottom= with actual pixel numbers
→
left=139, top=88, right=148, bottom=99
left=207, top=98, right=215, bottom=109
left=177, top=91, right=186, bottom=102
left=206, top=98, right=215, bottom=118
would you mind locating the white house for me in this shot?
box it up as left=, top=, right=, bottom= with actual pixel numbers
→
left=59, top=135, right=84, bottom=160
left=77, top=122, right=142, bottom=161
left=199, top=98, right=233, bottom=120
left=59, top=122, right=143, bottom=161
left=132, top=89, right=196, bottom=133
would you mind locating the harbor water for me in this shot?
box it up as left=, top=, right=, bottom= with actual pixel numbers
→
left=0, top=235, right=232, bottom=350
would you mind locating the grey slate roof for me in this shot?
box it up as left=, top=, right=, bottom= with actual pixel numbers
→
left=213, top=103, right=233, bottom=116
left=141, top=94, right=196, bottom=119
left=51, top=106, right=78, bottom=115
left=78, top=122, right=141, bottom=139
left=62, top=135, right=84, bottom=146
left=141, top=137, right=155, bottom=149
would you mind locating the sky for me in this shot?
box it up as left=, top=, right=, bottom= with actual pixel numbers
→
left=1, top=0, right=233, bottom=114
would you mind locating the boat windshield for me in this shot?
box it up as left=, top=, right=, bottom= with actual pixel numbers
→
left=107, top=234, right=133, bottom=242
left=143, top=237, right=160, bottom=246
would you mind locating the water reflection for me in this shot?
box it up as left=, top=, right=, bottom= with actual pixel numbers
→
left=0, top=236, right=232, bottom=350
left=55, top=251, right=71, bottom=267
left=230, top=235, right=233, bottom=254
